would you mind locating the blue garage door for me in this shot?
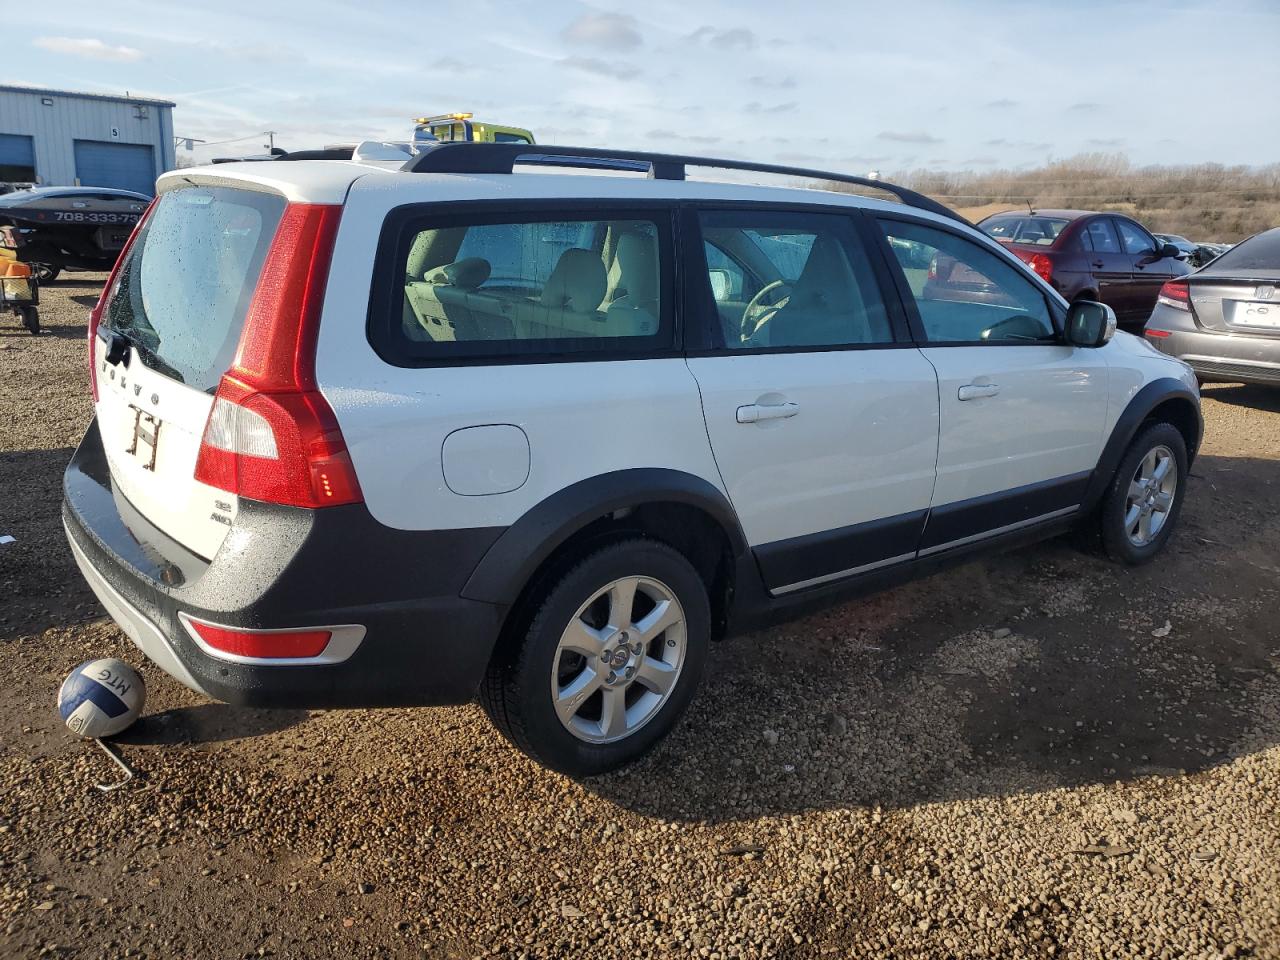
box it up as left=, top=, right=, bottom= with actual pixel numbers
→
left=73, top=140, right=156, bottom=195
left=0, top=133, right=36, bottom=181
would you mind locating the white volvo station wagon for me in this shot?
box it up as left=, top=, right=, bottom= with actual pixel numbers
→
left=64, top=142, right=1202, bottom=775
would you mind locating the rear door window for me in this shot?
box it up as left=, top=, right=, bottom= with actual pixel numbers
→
left=1083, top=218, right=1121, bottom=254
left=370, top=206, right=675, bottom=363
left=103, top=186, right=285, bottom=393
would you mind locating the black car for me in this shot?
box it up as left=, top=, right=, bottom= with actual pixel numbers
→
left=0, top=186, right=150, bottom=282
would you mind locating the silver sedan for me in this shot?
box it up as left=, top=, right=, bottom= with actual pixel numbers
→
left=1145, top=227, right=1280, bottom=386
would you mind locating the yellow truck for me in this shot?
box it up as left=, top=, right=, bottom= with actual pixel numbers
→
left=412, top=113, right=534, bottom=147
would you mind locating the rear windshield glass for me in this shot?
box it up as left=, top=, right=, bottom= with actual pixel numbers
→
left=980, top=215, right=1069, bottom=246
left=103, top=186, right=285, bottom=393
left=1204, top=229, right=1280, bottom=275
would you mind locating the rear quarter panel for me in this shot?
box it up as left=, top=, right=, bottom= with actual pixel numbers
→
left=313, top=178, right=725, bottom=533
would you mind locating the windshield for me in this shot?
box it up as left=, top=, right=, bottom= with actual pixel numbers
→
left=1203, top=229, right=1280, bottom=276
left=103, top=186, right=285, bottom=393
left=980, top=215, right=1070, bottom=246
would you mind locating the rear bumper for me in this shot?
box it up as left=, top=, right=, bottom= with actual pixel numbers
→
left=1146, top=305, right=1280, bottom=384
left=62, top=419, right=508, bottom=708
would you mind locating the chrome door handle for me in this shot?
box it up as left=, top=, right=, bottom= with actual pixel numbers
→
left=957, top=383, right=1000, bottom=401
left=736, top=401, right=800, bottom=423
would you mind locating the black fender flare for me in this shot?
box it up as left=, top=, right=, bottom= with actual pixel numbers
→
left=1081, top=377, right=1203, bottom=514
left=460, top=469, right=749, bottom=605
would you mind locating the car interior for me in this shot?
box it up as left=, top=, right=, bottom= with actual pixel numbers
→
left=401, top=219, right=661, bottom=344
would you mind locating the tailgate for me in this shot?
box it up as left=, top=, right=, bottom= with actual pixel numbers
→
left=95, top=185, right=287, bottom=560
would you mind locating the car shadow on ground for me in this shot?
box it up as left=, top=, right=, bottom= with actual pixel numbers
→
left=1201, top=382, right=1280, bottom=414
left=583, top=452, right=1280, bottom=822
left=42, top=278, right=105, bottom=291
left=118, top=703, right=309, bottom=745
left=0, top=325, right=87, bottom=341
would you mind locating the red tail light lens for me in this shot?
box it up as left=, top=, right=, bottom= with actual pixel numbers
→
left=89, top=198, right=156, bottom=401
left=1014, top=250, right=1053, bottom=283
left=193, top=203, right=362, bottom=508
left=184, top=618, right=332, bottom=659
left=1157, top=280, right=1191, bottom=311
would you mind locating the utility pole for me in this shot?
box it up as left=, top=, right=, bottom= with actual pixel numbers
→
left=266, top=131, right=276, bottom=151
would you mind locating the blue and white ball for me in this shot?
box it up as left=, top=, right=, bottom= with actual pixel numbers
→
left=58, top=659, right=145, bottom=738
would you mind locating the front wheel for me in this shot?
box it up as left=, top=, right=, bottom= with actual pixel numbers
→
left=1099, top=422, right=1188, bottom=564
left=479, top=539, right=710, bottom=777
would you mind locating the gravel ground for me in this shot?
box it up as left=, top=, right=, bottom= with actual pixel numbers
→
left=2, top=279, right=1279, bottom=959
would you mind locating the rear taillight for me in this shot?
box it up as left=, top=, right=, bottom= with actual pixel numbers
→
left=1014, top=250, right=1053, bottom=283
left=89, top=199, right=156, bottom=401
left=1157, top=280, right=1191, bottom=311
left=193, top=203, right=362, bottom=509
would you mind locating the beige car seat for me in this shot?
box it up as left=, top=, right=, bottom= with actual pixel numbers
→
left=604, top=233, right=660, bottom=336
left=760, top=236, right=883, bottom=347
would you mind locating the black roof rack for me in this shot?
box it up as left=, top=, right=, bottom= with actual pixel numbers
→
left=402, top=142, right=967, bottom=225
left=211, top=147, right=351, bottom=164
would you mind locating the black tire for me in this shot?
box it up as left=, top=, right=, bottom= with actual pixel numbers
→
left=1099, top=421, right=1188, bottom=565
left=479, top=539, right=710, bottom=777
left=31, top=263, right=59, bottom=284
left=19, top=306, right=39, bottom=335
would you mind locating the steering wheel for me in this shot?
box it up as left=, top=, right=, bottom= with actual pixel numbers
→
left=740, top=280, right=793, bottom=343
left=980, top=314, right=1053, bottom=342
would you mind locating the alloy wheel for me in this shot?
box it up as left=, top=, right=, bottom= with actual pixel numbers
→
left=550, top=575, right=687, bottom=744
left=1124, top=444, right=1178, bottom=547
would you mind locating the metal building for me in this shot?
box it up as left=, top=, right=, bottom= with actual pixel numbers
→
left=0, top=85, right=176, bottom=196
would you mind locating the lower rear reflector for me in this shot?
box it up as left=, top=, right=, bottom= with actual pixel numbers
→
left=184, top=618, right=332, bottom=659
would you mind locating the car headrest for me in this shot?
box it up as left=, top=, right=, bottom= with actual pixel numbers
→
left=541, top=248, right=606, bottom=312
left=615, top=233, right=658, bottom=303
left=788, top=235, right=857, bottom=308
left=428, top=257, right=491, bottom=290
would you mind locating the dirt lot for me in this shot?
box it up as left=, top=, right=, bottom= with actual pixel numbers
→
left=2, top=279, right=1279, bottom=959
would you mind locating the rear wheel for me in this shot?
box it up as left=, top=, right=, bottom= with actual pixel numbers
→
left=19, top=306, right=39, bottom=335
left=1099, top=421, right=1188, bottom=564
left=480, top=539, right=710, bottom=776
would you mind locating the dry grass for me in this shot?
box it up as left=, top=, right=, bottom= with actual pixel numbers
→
left=832, top=153, right=1280, bottom=243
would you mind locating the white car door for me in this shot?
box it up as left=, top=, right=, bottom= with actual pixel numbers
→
left=685, top=208, right=940, bottom=594
left=875, top=216, right=1109, bottom=553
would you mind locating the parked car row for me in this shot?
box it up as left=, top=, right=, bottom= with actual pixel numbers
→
left=1154, top=233, right=1230, bottom=269
left=977, top=210, right=1191, bottom=331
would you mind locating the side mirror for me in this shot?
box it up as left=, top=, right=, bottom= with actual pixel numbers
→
left=1065, top=300, right=1117, bottom=347
left=1159, top=242, right=1181, bottom=259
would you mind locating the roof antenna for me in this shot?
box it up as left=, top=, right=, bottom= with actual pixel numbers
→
left=1026, top=199, right=1034, bottom=215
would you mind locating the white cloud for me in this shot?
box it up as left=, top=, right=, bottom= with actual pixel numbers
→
left=34, top=36, right=143, bottom=62
left=561, top=13, right=642, bottom=51
left=559, top=57, right=641, bottom=81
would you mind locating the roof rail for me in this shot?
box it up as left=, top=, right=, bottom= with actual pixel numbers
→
left=210, top=147, right=350, bottom=164
left=402, top=142, right=967, bottom=225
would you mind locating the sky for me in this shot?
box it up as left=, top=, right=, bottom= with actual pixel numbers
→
left=8, top=0, right=1280, bottom=175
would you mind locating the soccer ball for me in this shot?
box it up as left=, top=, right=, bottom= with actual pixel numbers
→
left=58, top=659, right=146, bottom=738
